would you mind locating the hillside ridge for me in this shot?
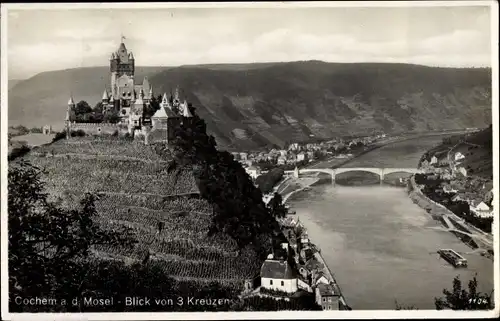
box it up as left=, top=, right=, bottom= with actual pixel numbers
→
left=9, top=61, right=492, bottom=150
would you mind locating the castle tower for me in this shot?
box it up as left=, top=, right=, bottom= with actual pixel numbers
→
left=110, top=37, right=135, bottom=100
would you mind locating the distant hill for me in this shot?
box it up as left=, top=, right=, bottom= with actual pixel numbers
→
left=8, top=79, right=24, bottom=90
left=457, top=125, right=493, bottom=179
left=9, top=61, right=492, bottom=150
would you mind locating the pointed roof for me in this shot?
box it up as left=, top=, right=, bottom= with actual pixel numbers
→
left=68, top=96, right=75, bottom=105
left=152, top=105, right=177, bottom=119
left=110, top=52, right=115, bottom=60
left=102, top=89, right=109, bottom=100
left=128, top=51, right=134, bottom=59
left=162, top=93, right=169, bottom=104
left=260, top=259, right=297, bottom=279
left=182, top=101, right=193, bottom=117
left=117, top=42, right=127, bottom=53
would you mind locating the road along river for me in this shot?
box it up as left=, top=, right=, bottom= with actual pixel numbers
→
left=287, top=135, right=494, bottom=310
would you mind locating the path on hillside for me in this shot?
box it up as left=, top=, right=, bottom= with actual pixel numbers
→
left=51, top=153, right=169, bottom=164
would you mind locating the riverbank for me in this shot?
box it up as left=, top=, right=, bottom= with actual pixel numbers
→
left=408, top=175, right=493, bottom=256
left=278, top=176, right=350, bottom=309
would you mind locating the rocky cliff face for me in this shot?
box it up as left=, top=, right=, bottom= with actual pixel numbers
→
left=9, top=61, right=492, bottom=150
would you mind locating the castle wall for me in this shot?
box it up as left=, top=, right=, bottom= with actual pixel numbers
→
left=69, top=123, right=129, bottom=136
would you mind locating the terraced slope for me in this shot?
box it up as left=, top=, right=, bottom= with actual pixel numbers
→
left=19, top=136, right=262, bottom=290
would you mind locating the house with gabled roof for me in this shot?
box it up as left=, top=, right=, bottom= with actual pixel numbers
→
left=260, top=259, right=298, bottom=294
left=315, top=283, right=341, bottom=310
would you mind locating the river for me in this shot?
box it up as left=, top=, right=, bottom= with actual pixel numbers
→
left=288, top=135, right=494, bottom=310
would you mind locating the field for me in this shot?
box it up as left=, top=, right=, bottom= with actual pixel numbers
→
left=10, top=133, right=56, bottom=147
left=16, top=136, right=262, bottom=291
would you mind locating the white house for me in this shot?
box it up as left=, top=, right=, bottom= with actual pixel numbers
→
left=472, top=201, right=493, bottom=218
left=430, top=156, right=438, bottom=165
left=296, top=152, right=306, bottom=162
left=277, top=156, right=287, bottom=165
left=475, top=201, right=491, bottom=211
left=239, top=152, right=248, bottom=161
left=245, top=166, right=262, bottom=179
left=454, top=152, right=466, bottom=161
left=260, top=259, right=298, bottom=294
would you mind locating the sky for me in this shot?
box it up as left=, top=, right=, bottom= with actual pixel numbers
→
left=5, top=4, right=493, bottom=80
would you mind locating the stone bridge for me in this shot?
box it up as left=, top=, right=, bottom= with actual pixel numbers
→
left=284, top=167, right=421, bottom=184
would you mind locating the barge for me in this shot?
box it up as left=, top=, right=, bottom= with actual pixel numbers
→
left=438, top=249, right=468, bottom=268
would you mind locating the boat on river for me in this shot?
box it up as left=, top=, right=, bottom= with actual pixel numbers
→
left=437, top=249, right=468, bottom=268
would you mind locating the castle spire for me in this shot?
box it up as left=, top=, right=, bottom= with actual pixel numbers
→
left=102, top=88, right=109, bottom=101
left=66, top=95, right=74, bottom=122
left=182, top=100, right=193, bottom=118
left=174, top=86, right=180, bottom=101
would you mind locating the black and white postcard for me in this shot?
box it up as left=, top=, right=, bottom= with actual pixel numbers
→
left=1, top=1, right=498, bottom=320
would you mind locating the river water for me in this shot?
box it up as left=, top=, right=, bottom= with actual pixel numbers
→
left=289, top=135, right=494, bottom=310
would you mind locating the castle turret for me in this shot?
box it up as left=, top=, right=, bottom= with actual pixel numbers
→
left=161, top=93, right=170, bottom=107
left=182, top=100, right=193, bottom=118
left=174, top=86, right=180, bottom=102
left=66, top=95, right=75, bottom=137
left=102, top=88, right=109, bottom=102
left=66, top=96, right=74, bottom=121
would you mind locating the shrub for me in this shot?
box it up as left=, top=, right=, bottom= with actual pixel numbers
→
left=255, top=168, right=284, bottom=194
left=52, top=131, right=66, bottom=142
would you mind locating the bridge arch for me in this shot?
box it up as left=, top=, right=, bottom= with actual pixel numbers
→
left=284, top=167, right=420, bottom=185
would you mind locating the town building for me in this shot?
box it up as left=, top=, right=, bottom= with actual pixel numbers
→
left=454, top=152, right=466, bottom=161
left=260, top=259, right=298, bottom=293
left=296, top=152, right=306, bottom=162
left=471, top=201, right=493, bottom=218
left=245, top=165, right=262, bottom=179
left=315, top=283, right=340, bottom=310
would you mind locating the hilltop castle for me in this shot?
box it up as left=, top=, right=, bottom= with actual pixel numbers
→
left=65, top=38, right=193, bottom=144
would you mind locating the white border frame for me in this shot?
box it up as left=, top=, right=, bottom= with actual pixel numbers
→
left=1, top=1, right=498, bottom=320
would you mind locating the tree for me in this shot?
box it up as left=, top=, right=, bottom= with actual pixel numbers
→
left=74, top=100, right=92, bottom=115
left=267, top=192, right=287, bottom=219
left=93, top=101, right=104, bottom=114
left=103, top=110, right=120, bottom=123
left=8, top=160, right=137, bottom=306
left=435, top=275, right=494, bottom=310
